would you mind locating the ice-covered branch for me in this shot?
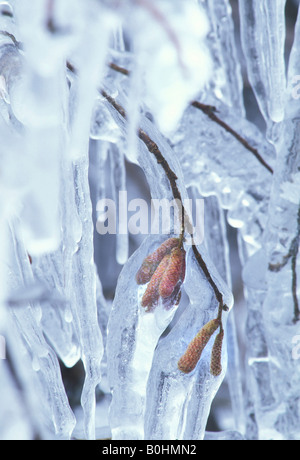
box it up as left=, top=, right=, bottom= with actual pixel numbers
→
left=101, top=90, right=228, bottom=311
left=191, top=101, right=274, bottom=175
left=108, top=61, right=273, bottom=175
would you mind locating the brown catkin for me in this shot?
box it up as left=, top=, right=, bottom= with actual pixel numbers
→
left=136, top=238, right=179, bottom=285
left=159, top=247, right=186, bottom=298
left=141, top=254, right=171, bottom=310
left=178, top=319, right=220, bottom=374
left=210, top=329, right=224, bottom=376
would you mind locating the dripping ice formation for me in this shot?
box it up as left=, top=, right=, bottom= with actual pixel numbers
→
left=0, top=0, right=299, bottom=441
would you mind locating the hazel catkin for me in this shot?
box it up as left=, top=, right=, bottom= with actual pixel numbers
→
left=136, top=238, right=179, bottom=285
left=210, top=329, right=224, bottom=377
left=159, top=247, right=186, bottom=299
left=178, top=319, right=220, bottom=374
left=141, top=254, right=171, bottom=311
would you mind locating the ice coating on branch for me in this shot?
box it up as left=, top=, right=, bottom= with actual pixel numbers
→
left=105, top=85, right=233, bottom=438
left=201, top=0, right=245, bottom=116
left=106, top=236, right=185, bottom=440
left=241, top=9, right=300, bottom=439
left=173, top=97, right=275, bottom=254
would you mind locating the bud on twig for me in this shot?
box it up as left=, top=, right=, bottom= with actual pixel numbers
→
left=178, top=319, right=220, bottom=374
left=136, top=237, right=179, bottom=285
left=210, top=328, right=224, bottom=377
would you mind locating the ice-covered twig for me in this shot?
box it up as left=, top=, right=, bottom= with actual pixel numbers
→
left=191, top=101, right=274, bottom=175
left=108, top=61, right=130, bottom=76
left=107, top=61, right=273, bottom=175
left=101, top=90, right=227, bottom=312
left=0, top=30, right=21, bottom=49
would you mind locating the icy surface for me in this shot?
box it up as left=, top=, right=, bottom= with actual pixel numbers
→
left=0, top=0, right=299, bottom=442
left=239, top=0, right=287, bottom=124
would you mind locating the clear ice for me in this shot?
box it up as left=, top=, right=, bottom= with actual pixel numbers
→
left=0, top=0, right=299, bottom=441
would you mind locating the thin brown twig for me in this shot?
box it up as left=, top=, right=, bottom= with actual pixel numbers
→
left=109, top=62, right=130, bottom=76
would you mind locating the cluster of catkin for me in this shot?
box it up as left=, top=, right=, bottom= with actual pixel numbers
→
left=136, top=237, right=224, bottom=376
left=136, top=237, right=186, bottom=312
left=178, top=318, right=224, bottom=376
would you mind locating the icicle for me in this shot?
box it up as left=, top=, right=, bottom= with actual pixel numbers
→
left=89, top=139, right=110, bottom=228
left=32, top=250, right=81, bottom=368
left=6, top=223, right=76, bottom=439
left=124, top=59, right=143, bottom=165
left=67, top=3, right=114, bottom=161
left=90, top=97, right=121, bottom=144
left=251, top=6, right=300, bottom=433
left=240, top=241, right=278, bottom=440
left=109, top=143, right=129, bottom=265
left=106, top=106, right=191, bottom=440
left=144, top=249, right=233, bottom=440
left=71, top=158, right=104, bottom=440
left=241, top=7, right=300, bottom=439
left=27, top=100, right=83, bottom=369
left=203, top=0, right=245, bottom=116
left=239, top=0, right=287, bottom=124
